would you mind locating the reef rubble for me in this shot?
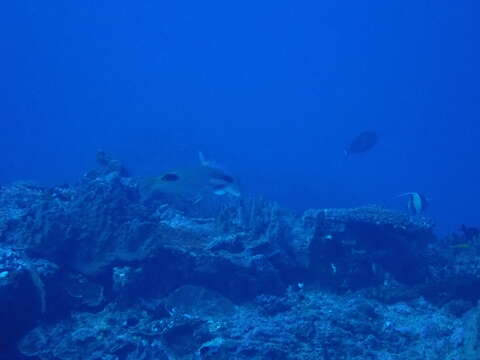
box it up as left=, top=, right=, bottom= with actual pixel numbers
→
left=1, top=155, right=480, bottom=359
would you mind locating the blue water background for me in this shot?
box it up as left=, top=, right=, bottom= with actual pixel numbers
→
left=1, top=1, right=479, bottom=234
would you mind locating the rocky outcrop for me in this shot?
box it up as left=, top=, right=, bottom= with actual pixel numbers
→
left=0, top=154, right=478, bottom=359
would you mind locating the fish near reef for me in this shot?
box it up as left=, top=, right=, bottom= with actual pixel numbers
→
left=345, top=131, right=378, bottom=156
left=141, top=152, right=240, bottom=202
left=397, top=192, right=429, bottom=215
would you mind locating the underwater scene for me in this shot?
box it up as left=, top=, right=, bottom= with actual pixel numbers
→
left=1, top=1, right=479, bottom=359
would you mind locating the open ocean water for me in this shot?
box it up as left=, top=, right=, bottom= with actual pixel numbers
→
left=1, top=1, right=479, bottom=359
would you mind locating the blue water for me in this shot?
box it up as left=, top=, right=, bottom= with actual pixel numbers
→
left=1, top=1, right=479, bottom=234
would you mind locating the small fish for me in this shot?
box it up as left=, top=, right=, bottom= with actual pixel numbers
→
left=141, top=152, right=240, bottom=202
left=345, top=131, right=378, bottom=156
left=397, top=192, right=428, bottom=215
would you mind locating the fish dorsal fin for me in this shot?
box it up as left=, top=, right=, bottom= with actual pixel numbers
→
left=198, top=151, right=208, bottom=166
left=198, top=151, right=222, bottom=169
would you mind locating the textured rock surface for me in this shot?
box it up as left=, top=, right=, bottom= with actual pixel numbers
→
left=0, top=154, right=479, bottom=359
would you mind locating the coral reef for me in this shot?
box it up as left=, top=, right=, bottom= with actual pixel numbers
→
left=0, top=154, right=478, bottom=359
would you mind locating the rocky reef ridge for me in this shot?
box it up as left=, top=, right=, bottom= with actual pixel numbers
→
left=1, top=155, right=480, bottom=359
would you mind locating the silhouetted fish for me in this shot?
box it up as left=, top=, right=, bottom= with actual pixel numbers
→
left=345, top=131, right=378, bottom=156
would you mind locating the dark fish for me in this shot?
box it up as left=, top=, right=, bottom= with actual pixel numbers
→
left=397, top=192, right=428, bottom=215
left=345, top=131, right=378, bottom=156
